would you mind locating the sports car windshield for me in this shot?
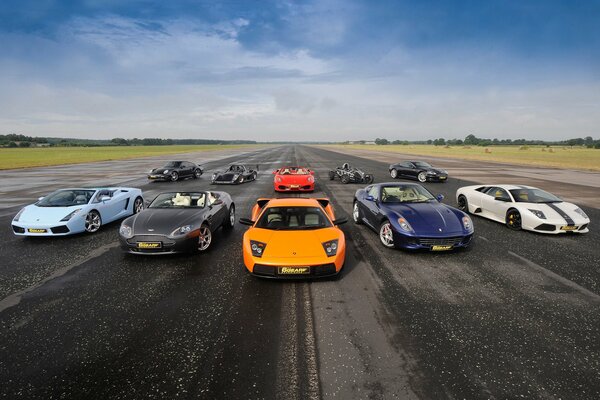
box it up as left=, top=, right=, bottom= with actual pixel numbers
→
left=381, top=185, right=436, bottom=203
left=149, top=192, right=206, bottom=208
left=279, top=167, right=309, bottom=175
left=413, top=161, right=432, bottom=168
left=256, top=206, right=332, bottom=230
left=37, top=190, right=95, bottom=207
left=509, top=189, right=562, bottom=203
left=163, top=161, right=182, bottom=168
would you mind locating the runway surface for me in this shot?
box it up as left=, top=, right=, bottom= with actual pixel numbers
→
left=1, top=145, right=599, bottom=399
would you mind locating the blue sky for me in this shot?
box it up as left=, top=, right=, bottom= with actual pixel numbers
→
left=1, top=0, right=599, bottom=140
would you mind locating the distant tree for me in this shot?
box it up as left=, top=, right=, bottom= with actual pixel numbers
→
left=426, top=139, right=433, bottom=145
left=375, top=138, right=389, bottom=145
left=433, top=138, right=446, bottom=145
left=18, top=141, right=31, bottom=147
left=111, top=138, right=129, bottom=145
left=464, top=134, right=479, bottom=145
left=584, top=136, right=594, bottom=146
left=7, top=141, right=17, bottom=148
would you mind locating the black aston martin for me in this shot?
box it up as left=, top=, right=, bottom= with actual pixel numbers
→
left=388, top=161, right=448, bottom=183
left=211, top=164, right=258, bottom=184
left=148, top=161, right=204, bottom=182
left=119, top=191, right=235, bottom=254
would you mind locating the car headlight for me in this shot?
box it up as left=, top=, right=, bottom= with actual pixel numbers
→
left=308, top=176, right=314, bottom=183
left=528, top=209, right=546, bottom=219
left=427, top=171, right=437, bottom=175
left=574, top=207, right=588, bottom=219
left=462, top=215, right=473, bottom=231
left=149, top=169, right=154, bottom=174
left=60, top=209, right=81, bottom=222
left=163, top=170, right=169, bottom=174
left=13, top=208, right=25, bottom=222
left=397, top=217, right=413, bottom=232
left=171, top=225, right=192, bottom=236
left=212, top=173, right=217, bottom=179
left=233, top=174, right=240, bottom=180
left=276, top=176, right=282, bottom=183
left=322, top=239, right=338, bottom=257
left=119, top=224, right=133, bottom=238
left=250, top=240, right=266, bottom=257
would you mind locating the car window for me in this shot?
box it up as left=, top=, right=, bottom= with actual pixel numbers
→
left=367, top=186, right=379, bottom=199
left=381, top=185, right=436, bottom=203
left=486, top=187, right=511, bottom=201
left=509, top=188, right=562, bottom=203
left=149, top=192, right=206, bottom=208
left=413, top=161, right=432, bottom=168
left=37, top=190, right=95, bottom=207
left=399, top=162, right=413, bottom=168
left=255, top=206, right=332, bottom=230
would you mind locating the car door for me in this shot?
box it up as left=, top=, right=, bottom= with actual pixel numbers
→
left=206, top=192, right=227, bottom=227
left=481, top=187, right=513, bottom=222
left=95, top=190, right=128, bottom=222
left=396, top=162, right=413, bottom=178
left=362, top=185, right=382, bottom=227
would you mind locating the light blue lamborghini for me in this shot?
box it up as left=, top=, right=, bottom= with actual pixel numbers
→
left=12, top=187, right=144, bottom=236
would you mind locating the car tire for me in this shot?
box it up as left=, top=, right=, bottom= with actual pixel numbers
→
left=379, top=220, right=395, bottom=248
left=352, top=201, right=362, bottom=225
left=194, top=169, right=202, bottom=179
left=170, top=171, right=179, bottom=182
left=457, top=195, right=469, bottom=214
left=133, top=197, right=144, bottom=214
left=84, top=210, right=102, bottom=233
left=506, top=209, right=522, bottom=231
left=364, top=175, right=374, bottom=184
left=197, top=224, right=212, bottom=252
left=417, top=172, right=427, bottom=182
left=252, top=172, right=257, bottom=181
left=329, top=171, right=335, bottom=180
left=237, top=176, right=245, bottom=184
left=390, top=169, right=398, bottom=179
left=340, top=175, right=350, bottom=184
left=223, top=205, right=235, bottom=230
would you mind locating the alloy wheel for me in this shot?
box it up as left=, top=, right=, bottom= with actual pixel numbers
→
left=379, top=222, right=395, bottom=248
left=198, top=226, right=212, bottom=251
left=85, top=211, right=101, bottom=233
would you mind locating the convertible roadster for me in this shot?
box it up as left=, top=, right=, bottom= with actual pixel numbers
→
left=329, top=163, right=374, bottom=184
left=389, top=161, right=448, bottom=182
left=456, top=184, right=590, bottom=234
left=119, top=191, right=235, bottom=254
left=148, top=161, right=203, bottom=182
left=239, top=197, right=347, bottom=278
left=212, top=164, right=258, bottom=184
left=12, top=187, right=144, bottom=236
left=273, top=166, right=315, bottom=192
left=353, top=183, right=473, bottom=250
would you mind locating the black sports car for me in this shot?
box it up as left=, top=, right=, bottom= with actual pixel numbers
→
left=388, top=161, right=448, bottom=182
left=119, top=191, right=235, bottom=254
left=148, top=161, right=203, bottom=182
left=329, top=163, right=374, bottom=184
left=212, top=164, right=258, bottom=184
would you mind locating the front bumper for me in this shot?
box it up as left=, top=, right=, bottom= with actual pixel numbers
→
left=212, top=180, right=238, bottom=185
left=393, top=231, right=473, bottom=251
left=274, top=184, right=315, bottom=192
left=531, top=222, right=589, bottom=234
left=120, top=233, right=198, bottom=254
left=12, top=222, right=77, bottom=236
left=426, top=174, right=448, bottom=182
left=244, top=251, right=344, bottom=279
left=148, top=174, right=171, bottom=181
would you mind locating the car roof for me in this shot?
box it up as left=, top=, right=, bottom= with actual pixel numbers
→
left=374, top=182, right=423, bottom=188
left=484, top=184, right=537, bottom=190
left=264, top=198, right=324, bottom=207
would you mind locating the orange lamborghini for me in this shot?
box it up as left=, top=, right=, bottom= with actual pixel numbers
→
left=239, top=197, right=347, bottom=278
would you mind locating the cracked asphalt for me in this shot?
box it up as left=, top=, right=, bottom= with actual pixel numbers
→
left=0, top=145, right=599, bottom=399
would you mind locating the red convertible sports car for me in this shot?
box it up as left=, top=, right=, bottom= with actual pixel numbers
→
left=273, top=166, right=315, bottom=192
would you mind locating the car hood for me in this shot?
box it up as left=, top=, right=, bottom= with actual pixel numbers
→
left=17, top=204, right=85, bottom=223
left=385, top=202, right=464, bottom=235
left=276, top=174, right=311, bottom=184
left=248, top=228, right=339, bottom=258
left=427, top=168, right=447, bottom=174
left=130, top=208, right=203, bottom=234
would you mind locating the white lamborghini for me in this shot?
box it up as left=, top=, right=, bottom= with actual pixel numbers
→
left=456, top=184, right=590, bottom=234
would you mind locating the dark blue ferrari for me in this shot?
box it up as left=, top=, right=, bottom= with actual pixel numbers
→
left=353, top=183, right=474, bottom=251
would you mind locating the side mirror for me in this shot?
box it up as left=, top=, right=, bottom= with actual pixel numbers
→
left=309, top=170, right=315, bottom=175
left=272, top=170, right=278, bottom=174
left=38, top=196, right=44, bottom=201
left=333, top=217, right=348, bottom=225
left=100, top=196, right=111, bottom=202
left=238, top=218, right=255, bottom=226
left=436, top=194, right=444, bottom=202
left=211, top=199, right=224, bottom=206
left=365, top=195, right=376, bottom=202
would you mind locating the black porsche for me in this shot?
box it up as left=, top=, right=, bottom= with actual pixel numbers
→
left=211, top=164, right=258, bottom=184
left=119, top=191, right=235, bottom=254
left=148, top=161, right=204, bottom=182
left=388, top=161, right=448, bottom=183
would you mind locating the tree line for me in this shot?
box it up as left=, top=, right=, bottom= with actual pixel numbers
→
left=370, top=134, right=600, bottom=148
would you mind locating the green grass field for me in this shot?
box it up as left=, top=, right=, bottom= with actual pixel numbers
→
left=322, top=144, right=600, bottom=171
left=0, top=144, right=263, bottom=170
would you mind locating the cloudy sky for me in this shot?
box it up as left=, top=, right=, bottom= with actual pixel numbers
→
left=1, top=0, right=599, bottom=141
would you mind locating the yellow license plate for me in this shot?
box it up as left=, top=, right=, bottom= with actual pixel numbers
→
left=138, top=242, right=162, bottom=249
left=431, top=245, right=453, bottom=251
left=278, top=266, right=310, bottom=275
left=291, top=185, right=299, bottom=188
left=440, top=176, right=447, bottom=180
left=28, top=228, right=47, bottom=233
left=560, top=226, right=577, bottom=231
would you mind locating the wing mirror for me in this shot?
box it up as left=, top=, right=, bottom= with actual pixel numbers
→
left=100, top=196, right=111, bottom=202
left=365, top=195, right=376, bottom=202
left=210, top=199, right=224, bottom=207
left=309, top=170, right=315, bottom=175
left=436, top=194, right=444, bottom=202
left=38, top=196, right=44, bottom=201
left=272, top=170, right=278, bottom=174
left=333, top=217, right=348, bottom=225
left=238, top=218, right=255, bottom=226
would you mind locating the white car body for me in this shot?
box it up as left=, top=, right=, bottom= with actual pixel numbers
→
left=456, top=184, right=590, bottom=234
left=12, top=187, right=144, bottom=236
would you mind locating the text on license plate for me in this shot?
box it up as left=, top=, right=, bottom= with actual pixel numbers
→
left=138, top=242, right=162, bottom=249
left=560, top=226, right=577, bottom=231
left=28, top=228, right=47, bottom=233
left=278, top=266, right=310, bottom=275
left=431, top=245, right=453, bottom=251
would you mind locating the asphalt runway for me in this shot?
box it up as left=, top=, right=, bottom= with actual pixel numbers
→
left=0, top=145, right=599, bottom=399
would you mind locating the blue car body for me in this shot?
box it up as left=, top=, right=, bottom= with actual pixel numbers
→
left=353, top=182, right=474, bottom=250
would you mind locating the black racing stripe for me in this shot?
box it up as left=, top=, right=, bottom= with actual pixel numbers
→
left=546, top=203, right=575, bottom=226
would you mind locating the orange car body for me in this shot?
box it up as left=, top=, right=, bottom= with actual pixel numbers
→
left=241, top=197, right=346, bottom=278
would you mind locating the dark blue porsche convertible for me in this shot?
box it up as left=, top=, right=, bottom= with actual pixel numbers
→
left=353, top=183, right=474, bottom=251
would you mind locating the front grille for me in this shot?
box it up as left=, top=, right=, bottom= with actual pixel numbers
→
left=127, top=235, right=175, bottom=246
left=580, top=224, right=588, bottom=231
left=418, top=236, right=465, bottom=247
left=51, top=225, right=70, bottom=234
left=535, top=223, right=556, bottom=232
left=12, top=225, right=25, bottom=234
left=252, top=263, right=337, bottom=277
